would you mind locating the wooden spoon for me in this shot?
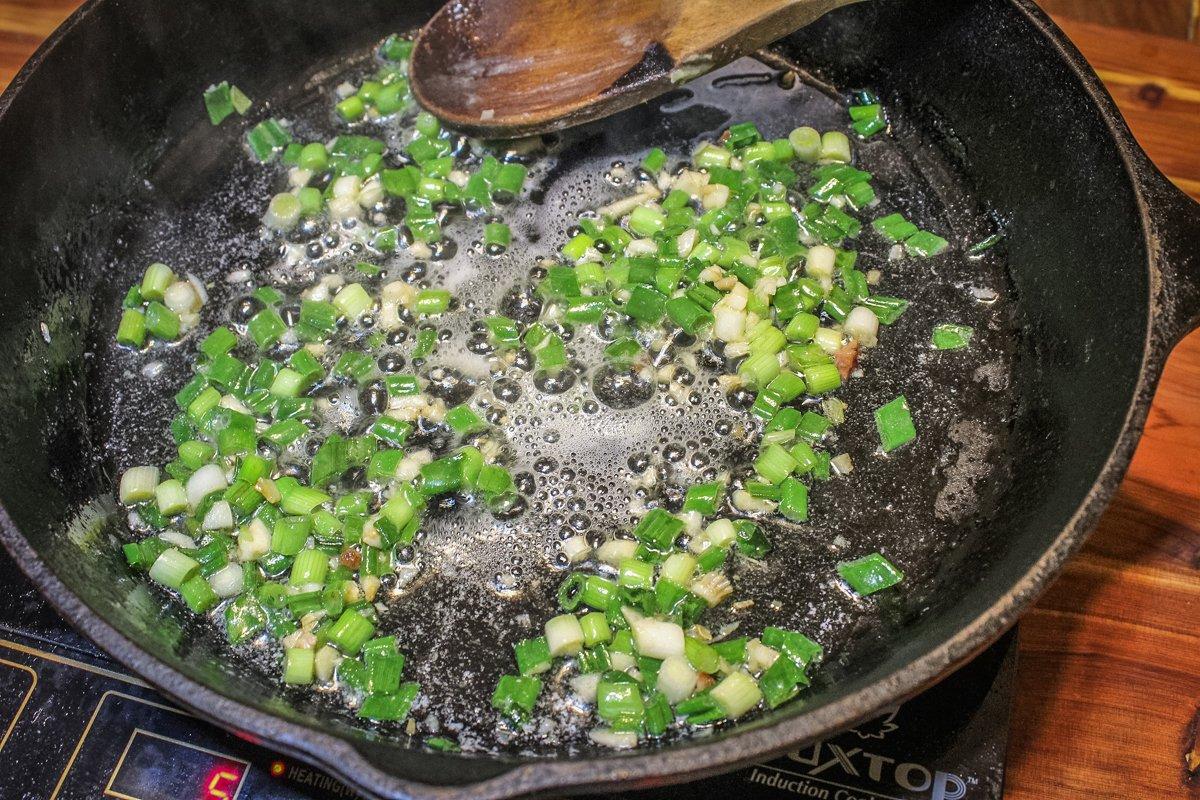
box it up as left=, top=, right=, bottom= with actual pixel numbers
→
left=410, top=0, right=862, bottom=138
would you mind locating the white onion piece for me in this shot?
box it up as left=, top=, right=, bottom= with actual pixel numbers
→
left=315, top=645, right=341, bottom=682
left=589, top=728, right=638, bottom=750
left=331, top=174, right=361, bottom=198
left=207, top=563, right=244, bottom=598
left=288, top=167, right=313, bottom=188
left=732, top=489, right=775, bottom=514
left=722, top=341, right=750, bottom=359
left=186, top=464, right=227, bottom=509
left=158, top=531, right=196, bottom=549
left=813, top=327, right=844, bottom=354
left=186, top=273, right=209, bottom=305
left=620, top=605, right=645, bottom=627
left=624, top=238, right=658, bottom=256
left=725, top=282, right=749, bottom=309
left=598, top=191, right=653, bottom=220
left=691, top=572, right=733, bottom=607
left=560, top=535, right=592, bottom=564
left=631, top=618, right=685, bottom=659
left=218, top=394, right=251, bottom=414
left=676, top=228, right=698, bottom=258
left=700, top=182, right=730, bottom=209
left=237, top=519, right=271, bottom=562
left=704, top=518, right=737, bottom=550
left=396, top=449, right=433, bottom=481
left=831, top=453, right=855, bottom=476
left=358, top=176, right=384, bottom=208
left=202, top=500, right=234, bottom=530
left=844, top=306, right=880, bottom=347
left=119, top=466, right=159, bottom=505
left=657, top=655, right=699, bottom=703
left=610, top=651, right=637, bottom=672
left=570, top=673, right=601, bottom=704
left=676, top=509, right=703, bottom=536
left=327, top=196, right=360, bottom=222
left=746, top=639, right=780, bottom=673
left=163, top=281, right=199, bottom=314
left=712, top=305, right=745, bottom=342
left=545, top=614, right=584, bottom=657
left=805, top=245, right=836, bottom=282
left=822, top=397, right=847, bottom=425
left=596, top=538, right=638, bottom=567
left=671, top=169, right=709, bottom=197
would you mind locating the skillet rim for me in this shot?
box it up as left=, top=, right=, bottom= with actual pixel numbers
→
left=0, top=0, right=1175, bottom=797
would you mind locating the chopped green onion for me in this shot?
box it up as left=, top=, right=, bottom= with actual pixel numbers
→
left=203, top=82, right=236, bottom=125
left=246, top=119, right=291, bottom=162
left=514, top=636, right=552, bottom=676
left=145, top=302, right=180, bottom=341
left=411, top=328, right=437, bottom=359
left=327, top=609, right=375, bottom=655
left=968, top=233, right=1003, bottom=255
left=932, top=323, right=973, bottom=350
left=709, top=671, right=762, bottom=718
left=625, top=285, right=667, bottom=324
left=414, top=288, right=451, bottom=315
left=359, top=682, right=420, bottom=721
left=788, top=126, right=821, bottom=161
left=116, top=309, right=146, bottom=347
left=149, top=548, right=199, bottom=590
left=837, top=552, right=905, bottom=595
left=641, top=147, right=667, bottom=173
left=871, top=213, right=919, bottom=242
left=905, top=230, right=949, bottom=257
left=874, top=395, right=916, bottom=452
left=682, top=481, right=724, bottom=516
left=848, top=103, right=886, bottom=138
left=336, top=95, right=366, bottom=122
left=596, top=680, right=644, bottom=728
left=861, top=295, right=909, bottom=325
left=778, top=478, right=809, bottom=522
left=664, top=296, right=713, bottom=335
left=484, top=222, right=511, bottom=251
left=754, top=444, right=797, bottom=485
left=492, top=674, right=541, bottom=720
left=445, top=405, right=486, bottom=435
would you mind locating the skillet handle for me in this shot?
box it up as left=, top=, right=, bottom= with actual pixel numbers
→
left=1141, top=161, right=1200, bottom=347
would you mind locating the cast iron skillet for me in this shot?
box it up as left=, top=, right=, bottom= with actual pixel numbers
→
left=0, top=0, right=1197, bottom=797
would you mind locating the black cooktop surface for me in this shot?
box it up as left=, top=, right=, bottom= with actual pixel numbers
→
left=0, top=552, right=1015, bottom=800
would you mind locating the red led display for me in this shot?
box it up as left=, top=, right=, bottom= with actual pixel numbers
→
left=200, top=763, right=245, bottom=800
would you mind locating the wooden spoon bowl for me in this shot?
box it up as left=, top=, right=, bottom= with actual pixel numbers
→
left=411, top=0, right=861, bottom=138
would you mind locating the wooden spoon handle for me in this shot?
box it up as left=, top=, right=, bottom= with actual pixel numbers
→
left=663, top=0, right=860, bottom=74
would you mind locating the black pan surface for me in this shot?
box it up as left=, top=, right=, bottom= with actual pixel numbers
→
left=0, top=0, right=1197, bottom=797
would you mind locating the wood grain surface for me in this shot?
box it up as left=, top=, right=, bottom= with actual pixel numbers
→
left=1038, top=0, right=1199, bottom=40
left=0, top=4, right=1197, bottom=798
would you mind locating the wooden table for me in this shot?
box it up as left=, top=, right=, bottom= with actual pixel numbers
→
left=1, top=4, right=1197, bottom=798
